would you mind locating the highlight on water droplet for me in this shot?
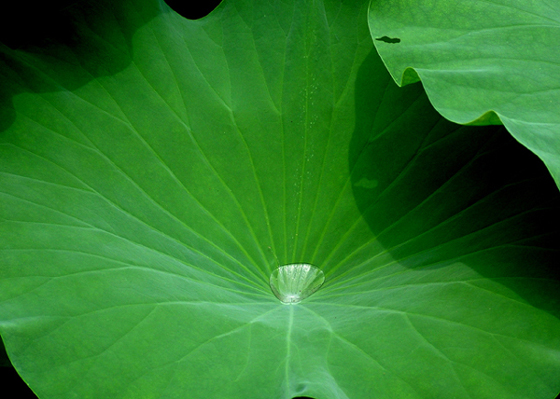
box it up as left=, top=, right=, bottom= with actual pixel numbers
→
left=269, top=263, right=325, bottom=304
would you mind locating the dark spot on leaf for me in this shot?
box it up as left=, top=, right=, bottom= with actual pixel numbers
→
left=375, top=36, right=401, bottom=44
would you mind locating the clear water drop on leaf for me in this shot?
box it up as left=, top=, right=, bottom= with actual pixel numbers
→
left=269, top=264, right=325, bottom=304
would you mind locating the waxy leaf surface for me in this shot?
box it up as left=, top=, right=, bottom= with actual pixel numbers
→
left=369, top=0, right=560, bottom=189
left=1, top=0, right=560, bottom=398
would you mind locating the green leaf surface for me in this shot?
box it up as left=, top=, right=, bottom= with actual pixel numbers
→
left=368, top=0, right=560, bottom=189
left=1, top=0, right=560, bottom=398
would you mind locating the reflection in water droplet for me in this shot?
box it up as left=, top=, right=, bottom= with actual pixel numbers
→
left=269, top=264, right=325, bottom=304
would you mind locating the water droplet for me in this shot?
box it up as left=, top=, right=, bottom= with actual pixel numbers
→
left=269, top=264, right=325, bottom=304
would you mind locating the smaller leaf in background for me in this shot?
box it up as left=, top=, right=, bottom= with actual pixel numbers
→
left=368, top=0, right=560, bottom=189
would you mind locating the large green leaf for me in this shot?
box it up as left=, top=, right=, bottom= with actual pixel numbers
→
left=368, top=0, right=560, bottom=189
left=1, top=0, right=560, bottom=398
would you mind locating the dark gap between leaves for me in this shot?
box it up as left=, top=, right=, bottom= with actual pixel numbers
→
left=164, top=0, right=223, bottom=19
